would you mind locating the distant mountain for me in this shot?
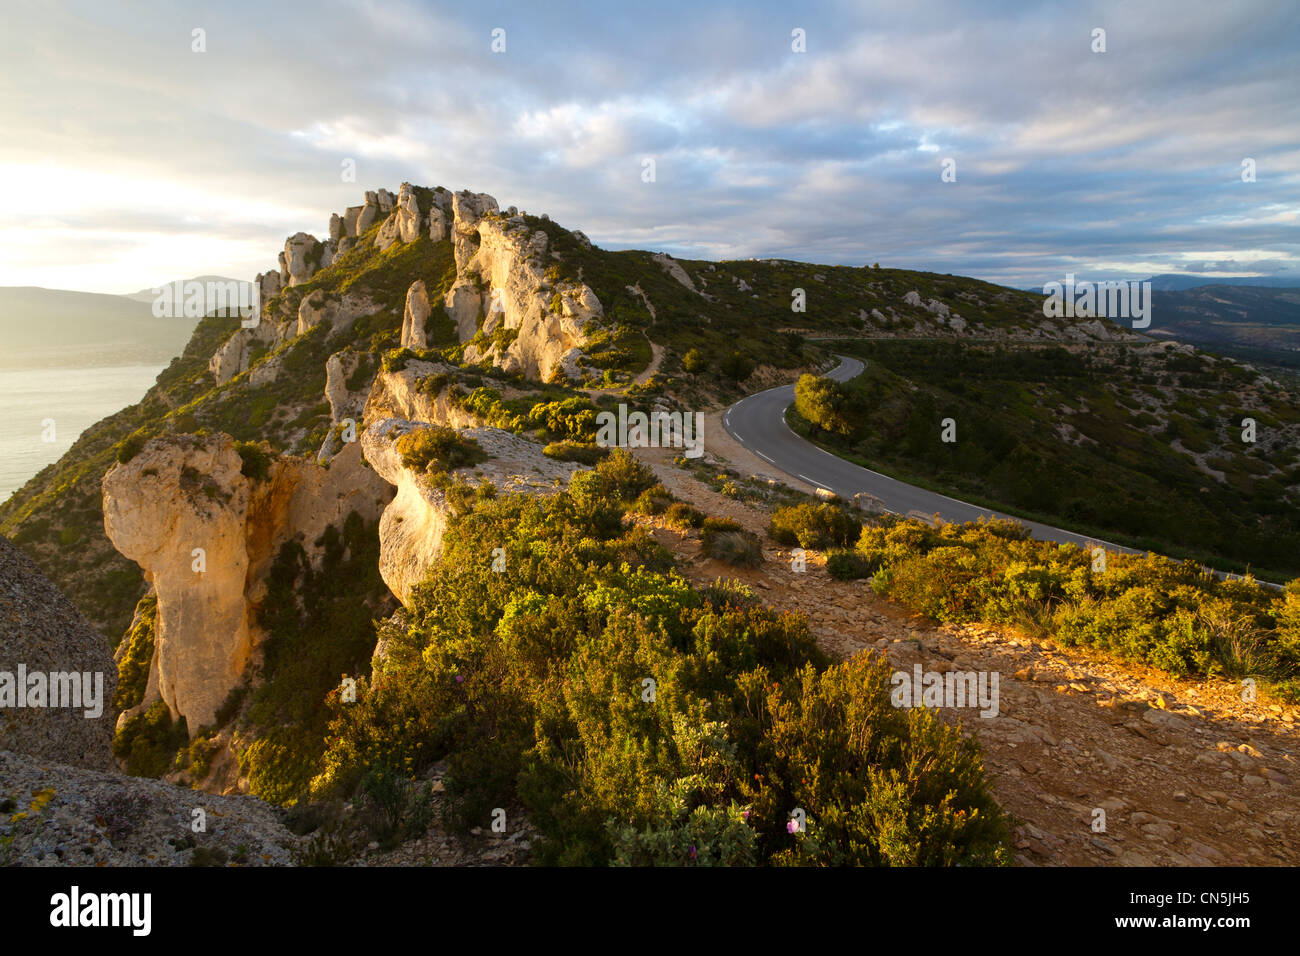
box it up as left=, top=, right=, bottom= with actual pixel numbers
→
left=1147, top=284, right=1300, bottom=368
left=1144, top=273, right=1300, bottom=291
left=1021, top=273, right=1300, bottom=293
left=120, top=275, right=243, bottom=303
left=0, top=286, right=200, bottom=369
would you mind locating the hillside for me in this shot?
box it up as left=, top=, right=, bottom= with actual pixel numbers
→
left=791, top=336, right=1300, bottom=579
left=1146, top=285, right=1300, bottom=369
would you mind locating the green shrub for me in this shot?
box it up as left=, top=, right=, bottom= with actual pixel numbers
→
left=308, top=485, right=1011, bottom=866
left=720, top=351, right=754, bottom=381
left=664, top=501, right=704, bottom=530
left=769, top=502, right=862, bottom=549
left=113, top=700, right=188, bottom=778
left=528, top=397, right=599, bottom=442
left=858, top=516, right=1295, bottom=695
left=117, top=432, right=147, bottom=464
left=395, top=426, right=488, bottom=474
left=825, top=549, right=875, bottom=580
left=681, top=348, right=707, bottom=374
left=631, top=483, right=674, bottom=516
left=543, top=441, right=608, bottom=465
left=235, top=441, right=273, bottom=482
left=594, top=448, right=657, bottom=501
left=112, top=593, right=157, bottom=712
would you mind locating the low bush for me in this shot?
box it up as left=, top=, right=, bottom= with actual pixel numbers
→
left=113, top=700, right=188, bottom=778
left=701, top=518, right=763, bottom=567
left=825, top=549, right=875, bottom=580
left=859, top=516, right=1296, bottom=694
left=664, top=501, right=704, bottom=530
left=769, top=502, right=862, bottom=550
left=395, top=426, right=487, bottom=474
left=543, top=441, right=608, bottom=465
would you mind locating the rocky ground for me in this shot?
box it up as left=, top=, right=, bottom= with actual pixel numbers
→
left=633, top=444, right=1299, bottom=867
left=0, top=750, right=299, bottom=866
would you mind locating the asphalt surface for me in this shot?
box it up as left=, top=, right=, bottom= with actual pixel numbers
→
left=721, top=355, right=1142, bottom=555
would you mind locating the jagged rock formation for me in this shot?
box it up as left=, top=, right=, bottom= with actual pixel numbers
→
left=453, top=202, right=604, bottom=381
left=361, top=420, right=577, bottom=605
left=209, top=182, right=606, bottom=388
left=102, top=435, right=391, bottom=731
left=0, top=535, right=117, bottom=770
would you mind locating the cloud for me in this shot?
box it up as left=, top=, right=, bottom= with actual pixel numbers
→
left=0, top=0, right=1295, bottom=291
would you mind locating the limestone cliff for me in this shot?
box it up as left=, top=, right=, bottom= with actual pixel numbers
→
left=102, top=435, right=391, bottom=731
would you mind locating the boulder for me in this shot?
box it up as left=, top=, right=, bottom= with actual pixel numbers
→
left=0, top=535, right=117, bottom=770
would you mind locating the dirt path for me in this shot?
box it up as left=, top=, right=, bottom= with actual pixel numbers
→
left=631, top=451, right=1299, bottom=867
left=634, top=339, right=664, bottom=386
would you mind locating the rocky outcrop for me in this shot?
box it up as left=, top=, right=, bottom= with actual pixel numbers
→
left=653, top=253, right=698, bottom=293
left=102, top=435, right=391, bottom=731
left=361, top=420, right=577, bottom=604
left=362, top=360, right=483, bottom=430
left=344, top=206, right=362, bottom=238
left=448, top=200, right=604, bottom=381
left=400, top=280, right=432, bottom=349
left=443, top=279, right=482, bottom=341
left=451, top=190, right=500, bottom=270
left=0, top=535, right=117, bottom=770
left=209, top=320, right=279, bottom=385
left=282, top=233, right=323, bottom=287
left=356, top=192, right=382, bottom=235
left=396, top=182, right=425, bottom=244
left=296, top=290, right=370, bottom=338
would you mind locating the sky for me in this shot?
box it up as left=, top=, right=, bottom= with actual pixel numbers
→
left=0, top=0, right=1296, bottom=294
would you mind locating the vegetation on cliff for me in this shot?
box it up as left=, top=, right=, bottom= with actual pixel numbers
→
left=308, top=453, right=1011, bottom=865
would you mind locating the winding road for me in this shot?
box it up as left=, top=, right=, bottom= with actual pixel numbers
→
left=721, top=355, right=1143, bottom=556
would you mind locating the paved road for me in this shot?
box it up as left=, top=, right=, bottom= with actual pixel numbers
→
left=722, top=355, right=1143, bottom=555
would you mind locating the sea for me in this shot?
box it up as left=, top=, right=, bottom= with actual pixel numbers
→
left=0, top=363, right=164, bottom=504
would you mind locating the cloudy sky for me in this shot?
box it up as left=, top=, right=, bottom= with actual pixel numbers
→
left=1, top=0, right=1296, bottom=293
